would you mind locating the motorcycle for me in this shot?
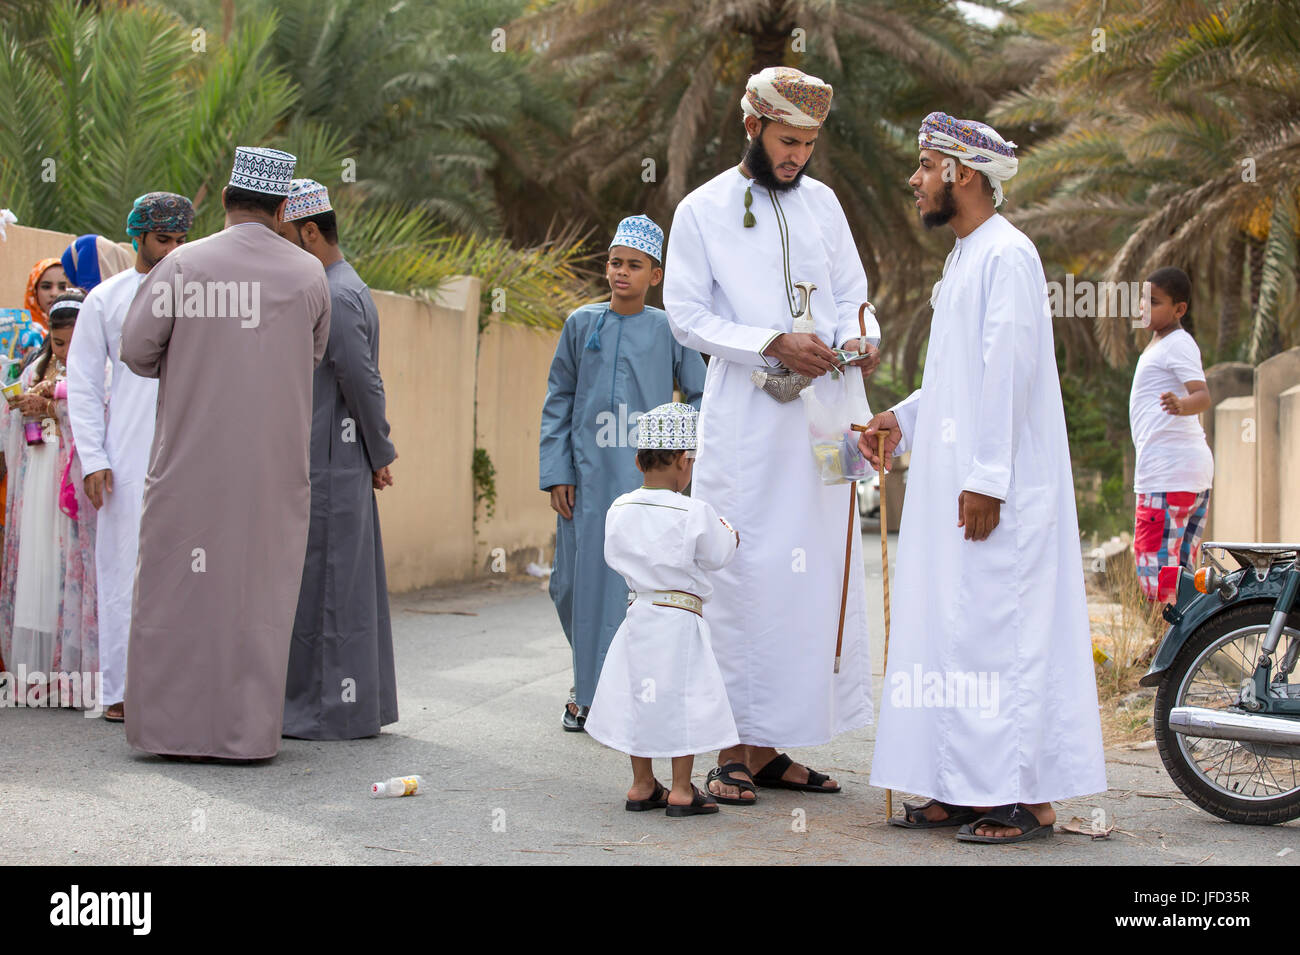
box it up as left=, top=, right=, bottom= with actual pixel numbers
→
left=1144, top=541, right=1300, bottom=824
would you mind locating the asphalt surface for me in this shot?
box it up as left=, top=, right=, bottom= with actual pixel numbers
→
left=3, top=529, right=1299, bottom=866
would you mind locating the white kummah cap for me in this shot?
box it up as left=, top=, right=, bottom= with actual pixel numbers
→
left=228, top=146, right=297, bottom=196
left=740, top=66, right=833, bottom=131
left=609, top=214, right=663, bottom=263
left=918, top=112, right=1019, bottom=208
left=283, top=178, right=332, bottom=221
left=637, top=401, right=698, bottom=451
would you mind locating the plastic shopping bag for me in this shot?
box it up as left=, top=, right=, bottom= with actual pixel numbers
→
left=800, top=364, right=874, bottom=485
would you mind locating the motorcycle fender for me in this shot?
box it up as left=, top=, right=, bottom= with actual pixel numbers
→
left=1138, top=566, right=1286, bottom=687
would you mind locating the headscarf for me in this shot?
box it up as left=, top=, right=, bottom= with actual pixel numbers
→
left=24, top=257, right=64, bottom=330
left=126, top=192, right=195, bottom=246
left=61, top=234, right=135, bottom=291
left=918, top=111, right=1019, bottom=208
left=740, top=67, right=833, bottom=131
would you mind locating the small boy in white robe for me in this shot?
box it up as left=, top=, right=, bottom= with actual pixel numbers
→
left=585, top=402, right=740, bottom=817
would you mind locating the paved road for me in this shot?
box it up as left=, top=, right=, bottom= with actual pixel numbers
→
left=3, top=529, right=1299, bottom=865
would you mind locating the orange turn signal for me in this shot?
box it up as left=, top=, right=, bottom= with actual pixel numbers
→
left=1193, top=567, right=1212, bottom=594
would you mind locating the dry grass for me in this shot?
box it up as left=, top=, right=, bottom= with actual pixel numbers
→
left=1087, top=555, right=1167, bottom=746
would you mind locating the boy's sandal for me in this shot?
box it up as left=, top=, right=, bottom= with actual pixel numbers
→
left=625, top=781, right=670, bottom=812
left=955, top=804, right=1055, bottom=844
left=753, top=752, right=841, bottom=793
left=561, top=700, right=588, bottom=732
left=705, top=762, right=758, bottom=805
left=888, top=798, right=979, bottom=829
left=665, top=785, right=719, bottom=817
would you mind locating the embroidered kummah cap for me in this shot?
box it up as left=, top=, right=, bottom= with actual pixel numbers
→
left=125, top=193, right=195, bottom=238
left=918, top=111, right=1019, bottom=208
left=740, top=66, right=833, bottom=130
left=609, top=214, right=664, bottom=263
left=637, top=401, right=698, bottom=451
left=227, top=146, right=297, bottom=196
left=283, top=178, right=332, bottom=222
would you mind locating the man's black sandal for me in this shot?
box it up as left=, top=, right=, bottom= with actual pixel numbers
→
left=625, top=781, right=669, bottom=812
left=888, top=798, right=979, bottom=829
left=665, top=785, right=719, bottom=817
left=753, top=753, right=840, bottom=793
left=955, top=804, right=1054, bottom=844
left=705, top=762, right=758, bottom=805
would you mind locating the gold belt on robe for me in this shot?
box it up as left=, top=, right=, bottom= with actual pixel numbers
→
left=628, top=590, right=704, bottom=617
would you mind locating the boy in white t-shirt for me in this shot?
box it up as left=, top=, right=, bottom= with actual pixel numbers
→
left=1129, top=266, right=1214, bottom=603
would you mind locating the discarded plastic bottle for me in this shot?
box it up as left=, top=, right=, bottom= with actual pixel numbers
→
left=370, top=775, right=423, bottom=798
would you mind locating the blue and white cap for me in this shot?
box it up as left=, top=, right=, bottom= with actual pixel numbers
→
left=283, top=179, right=332, bottom=221
left=637, top=401, right=697, bottom=450
left=228, top=146, right=297, bottom=196
left=610, top=214, right=663, bottom=263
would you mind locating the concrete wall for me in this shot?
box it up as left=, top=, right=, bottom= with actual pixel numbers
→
left=1212, top=396, right=1258, bottom=542
left=1254, top=349, right=1300, bottom=540
left=2, top=225, right=81, bottom=305
left=1280, top=385, right=1300, bottom=541
left=372, top=281, right=481, bottom=591
left=1200, top=361, right=1255, bottom=539
left=473, top=319, right=562, bottom=573
left=4, top=223, right=562, bottom=592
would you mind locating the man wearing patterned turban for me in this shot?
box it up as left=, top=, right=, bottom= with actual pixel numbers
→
left=66, top=192, right=193, bottom=723
left=857, top=113, right=1106, bottom=842
left=664, top=66, right=881, bottom=805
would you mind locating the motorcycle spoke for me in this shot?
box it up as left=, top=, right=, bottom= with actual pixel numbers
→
left=1177, top=625, right=1300, bottom=803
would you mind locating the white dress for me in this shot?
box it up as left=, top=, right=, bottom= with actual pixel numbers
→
left=584, top=486, right=741, bottom=758
left=65, top=267, right=153, bottom=705
left=663, top=169, right=879, bottom=747
left=869, top=214, right=1107, bottom=806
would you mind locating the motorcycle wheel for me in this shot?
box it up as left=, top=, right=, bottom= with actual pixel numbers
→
left=1153, top=602, right=1300, bottom=825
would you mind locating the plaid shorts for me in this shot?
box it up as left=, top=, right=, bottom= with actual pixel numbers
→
left=1134, top=491, right=1211, bottom=603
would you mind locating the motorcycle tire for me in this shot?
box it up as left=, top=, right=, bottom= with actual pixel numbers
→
left=1153, top=601, right=1300, bottom=825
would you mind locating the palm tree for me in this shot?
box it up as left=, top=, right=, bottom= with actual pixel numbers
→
left=513, top=0, right=1021, bottom=388
left=0, top=0, right=300, bottom=238
left=990, top=0, right=1300, bottom=364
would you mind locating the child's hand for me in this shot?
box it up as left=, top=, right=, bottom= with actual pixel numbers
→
left=550, top=484, right=575, bottom=519
left=1159, top=391, right=1182, bottom=415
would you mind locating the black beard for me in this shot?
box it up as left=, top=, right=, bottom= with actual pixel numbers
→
left=920, top=180, right=957, bottom=229
left=743, top=133, right=808, bottom=193
left=139, top=240, right=161, bottom=270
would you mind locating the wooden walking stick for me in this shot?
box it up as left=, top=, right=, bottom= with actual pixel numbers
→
left=877, top=431, right=893, bottom=820
left=832, top=303, right=874, bottom=675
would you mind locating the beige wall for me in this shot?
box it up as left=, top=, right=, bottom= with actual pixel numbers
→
left=2, top=225, right=82, bottom=306
left=1280, top=385, right=1300, bottom=541
left=473, top=319, right=561, bottom=574
left=1255, top=348, right=1300, bottom=540
left=372, top=280, right=481, bottom=590
left=1212, top=396, right=1258, bottom=542
left=1200, top=361, right=1255, bottom=539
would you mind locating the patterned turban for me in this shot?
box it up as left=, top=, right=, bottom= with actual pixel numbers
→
left=740, top=67, right=833, bottom=130
left=918, top=111, right=1019, bottom=207
left=126, top=192, right=195, bottom=238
